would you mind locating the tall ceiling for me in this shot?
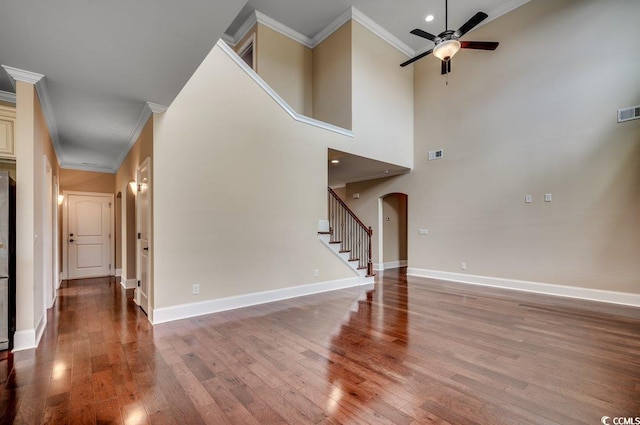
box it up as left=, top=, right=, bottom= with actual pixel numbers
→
left=0, top=0, right=528, bottom=173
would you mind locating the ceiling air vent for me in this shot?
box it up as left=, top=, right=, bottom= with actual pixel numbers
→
left=617, top=105, right=640, bottom=123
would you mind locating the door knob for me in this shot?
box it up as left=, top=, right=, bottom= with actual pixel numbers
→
left=69, top=239, right=74, bottom=243
left=143, top=247, right=149, bottom=251
left=70, top=233, right=74, bottom=236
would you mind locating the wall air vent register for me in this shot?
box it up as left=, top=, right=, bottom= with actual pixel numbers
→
left=617, top=105, right=640, bottom=123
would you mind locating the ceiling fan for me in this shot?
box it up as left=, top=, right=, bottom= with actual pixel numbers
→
left=400, top=0, right=499, bottom=74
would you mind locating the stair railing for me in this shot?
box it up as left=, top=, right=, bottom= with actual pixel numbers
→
left=328, top=187, right=373, bottom=276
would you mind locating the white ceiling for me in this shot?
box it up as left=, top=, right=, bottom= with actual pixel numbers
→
left=0, top=0, right=528, bottom=174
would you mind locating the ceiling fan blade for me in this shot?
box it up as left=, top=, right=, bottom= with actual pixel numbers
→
left=454, top=12, right=488, bottom=38
left=410, top=29, right=438, bottom=42
left=400, top=49, right=433, bottom=67
left=441, top=60, right=451, bottom=75
left=460, top=41, right=499, bottom=50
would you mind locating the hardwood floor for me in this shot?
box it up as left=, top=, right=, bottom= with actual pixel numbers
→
left=1, top=269, right=639, bottom=424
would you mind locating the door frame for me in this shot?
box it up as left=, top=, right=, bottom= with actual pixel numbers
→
left=43, top=155, right=54, bottom=309
left=135, top=157, right=152, bottom=318
left=62, top=191, right=115, bottom=280
left=377, top=193, right=409, bottom=272
left=53, top=176, right=60, bottom=289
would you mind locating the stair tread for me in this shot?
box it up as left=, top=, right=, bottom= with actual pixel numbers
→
left=348, top=258, right=360, bottom=262
left=339, top=250, right=351, bottom=253
left=318, top=231, right=332, bottom=235
left=329, top=241, right=342, bottom=244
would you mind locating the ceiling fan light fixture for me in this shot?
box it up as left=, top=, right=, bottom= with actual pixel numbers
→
left=433, top=39, right=461, bottom=61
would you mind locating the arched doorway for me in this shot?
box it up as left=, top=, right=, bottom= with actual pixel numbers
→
left=378, top=193, right=408, bottom=271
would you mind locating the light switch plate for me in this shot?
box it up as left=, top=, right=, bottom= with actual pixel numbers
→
left=525, top=195, right=532, bottom=203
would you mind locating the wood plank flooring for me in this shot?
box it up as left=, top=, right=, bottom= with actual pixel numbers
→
left=1, top=268, right=639, bottom=424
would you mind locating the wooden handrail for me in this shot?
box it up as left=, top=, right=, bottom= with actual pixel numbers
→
left=327, top=188, right=372, bottom=235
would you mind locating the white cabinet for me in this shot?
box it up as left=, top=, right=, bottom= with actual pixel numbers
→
left=0, top=106, right=16, bottom=159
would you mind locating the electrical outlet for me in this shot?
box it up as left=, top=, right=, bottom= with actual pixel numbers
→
left=192, top=284, right=199, bottom=295
left=461, top=262, right=467, bottom=270
left=525, top=195, right=532, bottom=204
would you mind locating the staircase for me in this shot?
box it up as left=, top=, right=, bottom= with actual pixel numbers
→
left=318, top=188, right=374, bottom=282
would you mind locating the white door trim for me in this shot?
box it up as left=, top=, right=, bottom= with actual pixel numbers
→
left=136, top=157, right=152, bottom=319
left=62, top=190, right=115, bottom=280
left=377, top=197, right=384, bottom=270
left=53, top=176, right=61, bottom=289
left=43, top=155, right=54, bottom=309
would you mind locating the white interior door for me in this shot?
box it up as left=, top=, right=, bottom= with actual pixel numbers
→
left=136, top=159, right=151, bottom=314
left=68, top=194, right=112, bottom=279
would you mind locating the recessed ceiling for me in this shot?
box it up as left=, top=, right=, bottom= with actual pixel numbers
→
left=0, top=0, right=529, bottom=173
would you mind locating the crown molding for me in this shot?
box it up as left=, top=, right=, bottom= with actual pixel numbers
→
left=112, top=102, right=154, bottom=173
left=255, top=11, right=313, bottom=48
left=0, top=90, right=16, bottom=104
left=310, top=7, right=352, bottom=47
left=220, top=33, right=235, bottom=46
left=225, top=7, right=414, bottom=57
left=34, top=76, right=64, bottom=162
left=58, top=162, right=117, bottom=174
left=486, top=0, right=532, bottom=26
left=2, top=65, right=66, bottom=164
left=351, top=8, right=414, bottom=57
left=146, top=101, right=168, bottom=114
left=1, top=65, right=43, bottom=85
left=228, top=11, right=258, bottom=47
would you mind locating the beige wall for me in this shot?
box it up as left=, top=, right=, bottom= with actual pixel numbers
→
left=348, top=21, right=414, bottom=168
left=59, top=169, right=115, bottom=193
left=229, top=19, right=413, bottom=171
left=152, top=14, right=415, bottom=312
left=153, top=44, right=357, bottom=310
left=312, top=22, right=352, bottom=130
left=0, top=162, right=16, bottom=180
left=257, top=24, right=313, bottom=116
left=346, top=0, right=640, bottom=294
left=115, top=117, right=153, bottom=284
left=382, top=193, right=407, bottom=265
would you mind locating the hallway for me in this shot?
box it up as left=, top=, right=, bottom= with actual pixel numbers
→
left=1, top=270, right=639, bottom=424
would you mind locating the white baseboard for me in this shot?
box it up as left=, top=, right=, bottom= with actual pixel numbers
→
left=115, top=268, right=122, bottom=277
left=375, top=260, right=407, bottom=271
left=120, top=277, right=137, bottom=290
left=35, top=313, right=46, bottom=346
left=13, top=313, right=47, bottom=352
left=152, top=276, right=371, bottom=325
left=12, top=330, right=36, bottom=351
left=407, top=268, right=640, bottom=308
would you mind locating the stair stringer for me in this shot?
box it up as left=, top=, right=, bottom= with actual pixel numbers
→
left=318, top=233, right=374, bottom=285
